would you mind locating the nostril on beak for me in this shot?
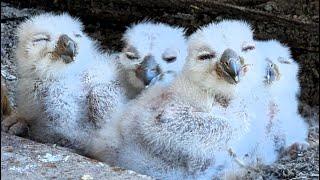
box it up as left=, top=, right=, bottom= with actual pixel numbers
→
left=66, top=41, right=76, bottom=57
left=221, top=48, right=241, bottom=83
left=56, top=34, right=77, bottom=63
left=136, top=55, right=161, bottom=86
left=58, top=34, right=77, bottom=57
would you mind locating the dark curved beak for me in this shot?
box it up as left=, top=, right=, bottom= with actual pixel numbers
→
left=229, top=59, right=240, bottom=83
left=56, top=34, right=77, bottom=63
left=220, top=49, right=242, bottom=83
left=135, top=55, right=161, bottom=86
left=266, top=65, right=276, bottom=84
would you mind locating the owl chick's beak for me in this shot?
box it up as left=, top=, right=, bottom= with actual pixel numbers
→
left=135, top=55, right=161, bottom=86
left=146, top=70, right=177, bottom=88
left=54, top=34, right=77, bottom=64
left=220, top=48, right=242, bottom=84
left=265, top=63, right=278, bottom=84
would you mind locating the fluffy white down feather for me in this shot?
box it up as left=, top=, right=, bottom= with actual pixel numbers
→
left=232, top=40, right=308, bottom=169
left=89, top=20, right=258, bottom=179
left=256, top=39, right=309, bottom=152
left=117, top=21, right=188, bottom=98
left=187, top=20, right=269, bottom=178
left=214, top=24, right=309, bottom=177
left=15, top=13, right=126, bottom=152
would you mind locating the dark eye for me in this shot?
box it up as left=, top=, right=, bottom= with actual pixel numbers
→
left=198, top=52, right=216, bottom=61
left=163, top=56, right=177, bottom=63
left=125, top=52, right=138, bottom=60
left=242, top=45, right=255, bottom=52
left=32, top=38, right=50, bottom=42
left=75, top=34, right=82, bottom=38
left=32, top=34, right=50, bottom=43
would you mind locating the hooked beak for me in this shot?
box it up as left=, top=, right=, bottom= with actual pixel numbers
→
left=266, top=68, right=272, bottom=84
left=220, top=48, right=242, bottom=84
left=266, top=64, right=277, bottom=84
left=229, top=59, right=240, bottom=83
left=135, top=55, right=161, bottom=86
left=55, top=34, right=77, bottom=63
left=146, top=70, right=177, bottom=88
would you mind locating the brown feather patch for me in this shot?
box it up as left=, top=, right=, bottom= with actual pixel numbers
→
left=1, top=77, right=12, bottom=118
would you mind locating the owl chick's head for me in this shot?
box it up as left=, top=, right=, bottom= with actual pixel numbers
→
left=184, top=20, right=256, bottom=95
left=16, top=13, right=94, bottom=74
left=256, top=40, right=298, bottom=86
left=119, top=21, right=187, bottom=89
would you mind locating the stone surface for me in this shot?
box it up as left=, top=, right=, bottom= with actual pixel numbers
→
left=1, top=132, right=152, bottom=180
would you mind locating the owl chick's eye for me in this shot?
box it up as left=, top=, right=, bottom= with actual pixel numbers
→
left=32, top=38, right=50, bottom=42
left=242, top=41, right=255, bottom=52
left=163, top=56, right=177, bottom=63
left=242, top=45, right=255, bottom=52
left=162, top=49, right=178, bottom=63
left=32, top=34, right=50, bottom=43
left=197, top=52, right=216, bottom=61
left=278, top=57, right=291, bottom=64
left=125, top=52, right=139, bottom=60
left=75, top=33, right=82, bottom=38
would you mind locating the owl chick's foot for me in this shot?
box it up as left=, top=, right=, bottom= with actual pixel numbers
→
left=1, top=113, right=28, bottom=136
left=280, top=142, right=310, bottom=159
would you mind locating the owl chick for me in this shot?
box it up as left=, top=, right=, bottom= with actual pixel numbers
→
left=9, top=13, right=125, bottom=152
left=185, top=20, right=274, bottom=178
left=195, top=21, right=285, bottom=177
left=84, top=22, right=188, bottom=129
left=215, top=28, right=309, bottom=178
left=117, top=21, right=188, bottom=99
left=256, top=40, right=309, bottom=156
left=89, top=21, right=256, bottom=179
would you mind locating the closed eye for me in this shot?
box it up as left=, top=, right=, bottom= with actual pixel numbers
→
left=242, top=45, right=255, bottom=52
left=125, top=52, right=139, bottom=60
left=32, top=37, right=50, bottom=42
left=198, top=52, right=216, bottom=61
left=278, top=57, right=291, bottom=64
left=75, top=34, right=82, bottom=38
left=163, top=56, right=177, bottom=63
left=32, top=34, right=50, bottom=43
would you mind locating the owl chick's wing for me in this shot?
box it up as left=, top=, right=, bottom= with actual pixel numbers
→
left=84, top=55, right=126, bottom=128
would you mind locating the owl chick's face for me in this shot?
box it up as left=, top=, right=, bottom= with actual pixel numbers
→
left=16, top=13, right=93, bottom=71
left=119, top=22, right=187, bottom=89
left=264, top=58, right=281, bottom=84
left=256, top=40, right=296, bottom=85
left=185, top=20, right=255, bottom=92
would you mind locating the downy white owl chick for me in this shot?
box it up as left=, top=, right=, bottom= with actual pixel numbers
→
left=199, top=23, right=309, bottom=180
left=256, top=40, right=309, bottom=156
left=117, top=21, right=188, bottom=98
left=12, top=13, right=125, bottom=151
left=187, top=20, right=274, bottom=178
left=89, top=21, right=255, bottom=179
left=197, top=21, right=306, bottom=179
